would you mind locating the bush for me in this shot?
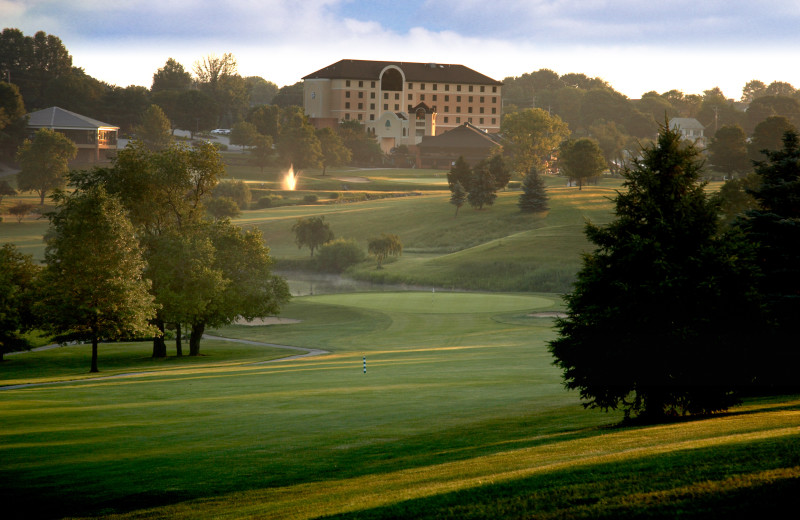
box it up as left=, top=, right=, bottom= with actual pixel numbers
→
left=303, top=194, right=319, bottom=203
left=315, top=238, right=366, bottom=273
left=256, top=196, right=272, bottom=208
left=213, top=180, right=252, bottom=210
left=206, top=197, right=240, bottom=219
left=329, top=192, right=341, bottom=200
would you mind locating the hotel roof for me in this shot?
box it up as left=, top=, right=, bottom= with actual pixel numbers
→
left=303, top=59, right=503, bottom=86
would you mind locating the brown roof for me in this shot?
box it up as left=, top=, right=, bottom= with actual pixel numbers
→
left=419, top=123, right=505, bottom=151
left=303, top=59, right=502, bottom=86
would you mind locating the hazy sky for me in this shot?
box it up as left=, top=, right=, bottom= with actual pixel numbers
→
left=4, top=0, right=800, bottom=99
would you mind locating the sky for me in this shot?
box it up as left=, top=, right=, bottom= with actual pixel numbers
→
left=3, top=0, right=800, bottom=100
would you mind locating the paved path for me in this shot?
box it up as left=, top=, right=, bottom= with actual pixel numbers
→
left=0, top=336, right=329, bottom=391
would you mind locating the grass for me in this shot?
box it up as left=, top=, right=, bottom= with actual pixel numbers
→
left=1, top=292, right=798, bottom=519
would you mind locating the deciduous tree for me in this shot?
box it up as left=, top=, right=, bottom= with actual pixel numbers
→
left=16, top=128, right=77, bottom=204
left=292, top=216, right=333, bottom=257
left=151, top=58, right=192, bottom=93
left=501, top=108, right=570, bottom=174
left=136, top=104, right=172, bottom=151
left=708, top=124, right=750, bottom=178
left=467, top=162, right=497, bottom=210
left=0, top=244, right=40, bottom=360
left=230, top=121, right=258, bottom=150
left=368, top=233, right=402, bottom=269
left=449, top=180, right=467, bottom=217
left=559, top=138, right=606, bottom=190
left=36, top=186, right=157, bottom=372
left=316, top=127, right=351, bottom=175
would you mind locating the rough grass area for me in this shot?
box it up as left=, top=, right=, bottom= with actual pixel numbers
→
left=2, top=293, right=798, bottom=519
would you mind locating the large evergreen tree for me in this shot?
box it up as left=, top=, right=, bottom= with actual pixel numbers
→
left=549, top=123, right=763, bottom=420
left=735, top=130, right=800, bottom=389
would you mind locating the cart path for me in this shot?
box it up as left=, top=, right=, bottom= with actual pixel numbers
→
left=0, top=335, right=330, bottom=391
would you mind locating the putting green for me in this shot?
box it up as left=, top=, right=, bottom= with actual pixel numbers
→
left=303, top=291, right=555, bottom=314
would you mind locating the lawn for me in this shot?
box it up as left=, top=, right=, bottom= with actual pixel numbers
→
left=1, top=292, right=798, bottom=519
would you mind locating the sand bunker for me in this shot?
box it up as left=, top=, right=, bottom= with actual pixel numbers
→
left=234, top=317, right=301, bottom=326
left=528, top=312, right=567, bottom=318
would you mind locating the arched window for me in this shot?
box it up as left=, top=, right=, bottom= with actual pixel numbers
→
left=381, top=68, right=403, bottom=91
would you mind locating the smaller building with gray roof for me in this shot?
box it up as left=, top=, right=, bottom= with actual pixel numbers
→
left=26, top=107, right=119, bottom=163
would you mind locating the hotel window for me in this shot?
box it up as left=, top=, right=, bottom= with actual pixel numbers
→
left=358, top=114, right=363, bottom=120
left=408, top=82, right=413, bottom=89
left=358, top=91, right=363, bottom=98
left=370, top=114, right=375, bottom=120
left=469, top=85, right=473, bottom=92
left=346, top=80, right=351, bottom=87
left=432, top=95, right=437, bottom=101
left=493, top=97, right=498, bottom=103
left=370, top=103, right=375, bottom=109
left=433, top=84, right=438, bottom=90
left=394, top=93, right=399, bottom=100
left=346, top=91, right=350, bottom=98
left=420, top=94, right=425, bottom=100
left=371, top=92, right=375, bottom=99
left=457, top=85, right=462, bottom=91
left=384, top=93, right=388, bottom=99
left=408, top=105, right=412, bottom=111
left=394, top=104, right=399, bottom=110
left=480, top=96, right=484, bottom=103
left=444, top=95, right=449, bottom=101
left=445, top=84, right=450, bottom=91
left=444, top=116, right=449, bottom=123
left=456, top=117, right=461, bottom=123
left=384, top=103, right=388, bottom=110
left=345, top=102, right=350, bottom=108
left=420, top=83, right=425, bottom=90
left=456, top=95, right=461, bottom=102
left=468, top=117, right=473, bottom=123
left=408, top=94, right=413, bottom=100
left=480, top=118, right=484, bottom=124
left=468, top=96, right=473, bottom=103
left=345, top=113, right=350, bottom=119
left=358, top=103, right=363, bottom=109
left=468, top=107, right=473, bottom=113
left=444, top=106, right=449, bottom=112
left=358, top=80, right=363, bottom=87
left=480, top=107, right=484, bottom=114
left=492, top=118, right=496, bottom=124
left=480, top=86, right=485, bottom=92
left=372, top=81, right=376, bottom=88
left=492, top=107, right=496, bottom=114
left=492, top=86, right=497, bottom=93
left=456, top=106, right=461, bottom=112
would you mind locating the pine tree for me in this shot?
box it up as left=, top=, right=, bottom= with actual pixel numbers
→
left=467, top=163, right=497, bottom=210
left=549, top=122, right=763, bottom=420
left=518, top=166, right=549, bottom=213
left=449, top=181, right=467, bottom=216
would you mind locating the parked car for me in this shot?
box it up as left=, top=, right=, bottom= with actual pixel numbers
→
left=211, top=128, right=231, bottom=135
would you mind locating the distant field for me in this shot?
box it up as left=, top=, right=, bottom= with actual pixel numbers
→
left=1, top=293, right=797, bottom=519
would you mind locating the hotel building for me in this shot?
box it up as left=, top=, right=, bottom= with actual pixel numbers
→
left=303, top=59, right=503, bottom=153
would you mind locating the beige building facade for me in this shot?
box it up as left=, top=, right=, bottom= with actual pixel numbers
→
left=303, top=60, right=502, bottom=153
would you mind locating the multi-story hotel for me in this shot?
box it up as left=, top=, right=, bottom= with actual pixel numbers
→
left=303, top=59, right=503, bottom=153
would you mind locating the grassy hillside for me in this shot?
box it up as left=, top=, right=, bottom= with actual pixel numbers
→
left=1, top=293, right=797, bottom=519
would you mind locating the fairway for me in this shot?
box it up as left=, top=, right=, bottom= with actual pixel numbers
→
left=307, top=291, right=555, bottom=314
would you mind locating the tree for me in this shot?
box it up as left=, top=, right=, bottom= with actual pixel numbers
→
left=250, top=134, right=274, bottom=174
left=172, top=89, right=217, bottom=137
left=467, top=161, right=498, bottom=210
left=0, top=29, right=72, bottom=109
left=292, top=216, right=333, bottom=257
left=151, top=58, right=192, bottom=93
left=741, top=80, right=767, bottom=103
left=735, top=130, right=800, bottom=389
left=449, top=181, right=467, bottom=216
left=338, top=120, right=383, bottom=166
left=193, top=53, right=237, bottom=90
left=246, top=76, right=279, bottom=105
left=748, top=116, right=797, bottom=163
left=316, top=127, right=351, bottom=175
left=501, top=108, right=570, bottom=174
left=36, top=186, right=157, bottom=372
left=712, top=173, right=761, bottom=228
left=16, top=128, right=77, bottom=204
left=0, top=81, right=27, bottom=159
left=549, top=122, right=762, bottom=420
left=518, top=166, right=549, bottom=213
left=559, top=138, right=607, bottom=189
left=447, top=156, right=472, bottom=192
left=186, top=221, right=290, bottom=355
left=708, top=124, right=750, bottom=178
left=229, top=121, right=258, bottom=150
left=488, top=153, right=511, bottom=190
left=8, top=201, right=34, bottom=223
left=587, top=120, right=627, bottom=175
left=100, top=85, right=151, bottom=135
left=0, top=244, right=40, bottom=361
left=247, top=104, right=281, bottom=139
left=213, top=179, right=251, bottom=210
left=277, top=109, right=322, bottom=170
left=0, top=179, right=17, bottom=205
left=368, top=233, right=402, bottom=269
left=206, top=197, right=240, bottom=219
left=136, top=104, right=172, bottom=150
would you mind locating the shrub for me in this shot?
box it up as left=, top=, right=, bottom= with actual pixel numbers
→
left=329, top=192, right=341, bottom=200
left=206, top=197, right=240, bottom=219
left=303, top=194, right=319, bottom=203
left=315, top=238, right=366, bottom=272
left=213, top=180, right=251, bottom=210
left=256, top=196, right=272, bottom=208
